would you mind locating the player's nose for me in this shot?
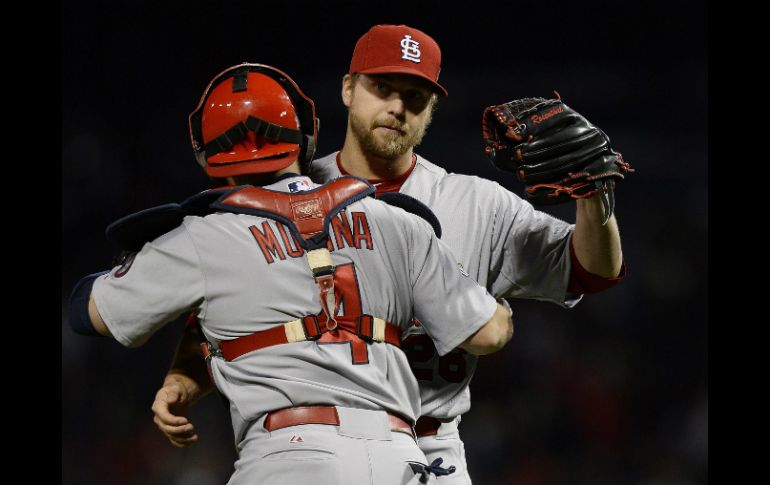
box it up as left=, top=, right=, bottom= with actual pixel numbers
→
left=385, top=95, right=406, bottom=118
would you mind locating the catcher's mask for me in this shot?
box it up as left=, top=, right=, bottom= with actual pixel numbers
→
left=189, top=63, right=318, bottom=178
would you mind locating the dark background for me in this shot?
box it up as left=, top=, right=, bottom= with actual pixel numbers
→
left=62, top=1, right=707, bottom=483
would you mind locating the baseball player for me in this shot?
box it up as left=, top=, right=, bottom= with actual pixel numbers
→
left=68, top=63, right=514, bottom=485
left=152, top=25, right=627, bottom=483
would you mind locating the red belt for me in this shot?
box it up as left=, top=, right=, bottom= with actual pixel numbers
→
left=264, top=406, right=415, bottom=438
left=414, top=416, right=443, bottom=437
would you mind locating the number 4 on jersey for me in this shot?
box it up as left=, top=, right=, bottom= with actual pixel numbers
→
left=317, top=263, right=372, bottom=364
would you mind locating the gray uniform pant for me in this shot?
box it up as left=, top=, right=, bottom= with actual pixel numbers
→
left=417, top=417, right=472, bottom=485
left=228, top=406, right=440, bottom=485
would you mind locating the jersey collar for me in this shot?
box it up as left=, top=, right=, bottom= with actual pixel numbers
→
left=335, top=152, right=417, bottom=196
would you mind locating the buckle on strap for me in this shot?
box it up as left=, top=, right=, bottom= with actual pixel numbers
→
left=306, top=248, right=337, bottom=330
left=263, top=123, right=283, bottom=142
left=307, top=249, right=334, bottom=277
left=199, top=341, right=222, bottom=361
left=244, top=115, right=265, bottom=134
left=302, top=315, right=322, bottom=340
left=283, top=315, right=322, bottom=343
left=357, top=315, right=385, bottom=343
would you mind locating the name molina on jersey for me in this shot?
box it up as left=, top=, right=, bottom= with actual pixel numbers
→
left=249, top=210, right=373, bottom=264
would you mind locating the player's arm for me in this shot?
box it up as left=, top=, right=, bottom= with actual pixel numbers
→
left=152, top=321, right=213, bottom=448
left=68, top=271, right=115, bottom=338
left=69, top=224, right=206, bottom=348
left=407, top=215, right=514, bottom=357
left=165, top=321, right=214, bottom=402
left=485, top=182, right=626, bottom=303
left=572, top=194, right=623, bottom=278
left=458, top=299, right=513, bottom=355
left=87, top=293, right=113, bottom=337
left=152, top=374, right=200, bottom=448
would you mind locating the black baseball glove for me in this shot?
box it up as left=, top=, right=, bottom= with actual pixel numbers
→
left=482, top=95, right=634, bottom=224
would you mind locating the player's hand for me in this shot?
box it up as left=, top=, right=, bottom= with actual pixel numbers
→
left=151, top=378, right=199, bottom=448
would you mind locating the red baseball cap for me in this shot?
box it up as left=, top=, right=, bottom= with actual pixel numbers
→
left=349, top=24, right=448, bottom=96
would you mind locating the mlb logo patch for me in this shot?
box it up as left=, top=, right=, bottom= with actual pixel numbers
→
left=288, top=180, right=313, bottom=193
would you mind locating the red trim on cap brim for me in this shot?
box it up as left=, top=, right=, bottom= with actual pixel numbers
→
left=355, top=66, right=448, bottom=96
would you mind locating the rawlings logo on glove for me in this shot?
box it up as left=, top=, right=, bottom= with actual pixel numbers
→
left=481, top=94, right=634, bottom=224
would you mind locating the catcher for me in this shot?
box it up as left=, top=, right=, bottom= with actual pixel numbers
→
left=68, top=62, right=515, bottom=484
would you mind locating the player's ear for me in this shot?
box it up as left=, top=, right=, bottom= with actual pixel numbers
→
left=342, top=74, right=354, bottom=108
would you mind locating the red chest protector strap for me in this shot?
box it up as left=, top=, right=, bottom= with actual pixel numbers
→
left=208, top=314, right=402, bottom=362
left=211, top=176, right=375, bottom=251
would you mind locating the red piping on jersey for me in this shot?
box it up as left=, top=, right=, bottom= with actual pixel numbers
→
left=336, top=152, right=417, bottom=196
left=567, top=238, right=626, bottom=294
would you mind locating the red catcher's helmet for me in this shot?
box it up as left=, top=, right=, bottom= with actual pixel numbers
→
left=189, top=63, right=318, bottom=178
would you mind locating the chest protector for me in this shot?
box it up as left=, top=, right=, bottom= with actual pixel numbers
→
left=218, top=177, right=373, bottom=324
left=204, top=176, right=407, bottom=361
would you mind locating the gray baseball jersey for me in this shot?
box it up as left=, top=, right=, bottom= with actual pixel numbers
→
left=91, top=175, right=498, bottom=445
left=309, top=153, right=580, bottom=420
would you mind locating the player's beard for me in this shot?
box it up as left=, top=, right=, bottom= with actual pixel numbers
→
left=349, top=110, right=433, bottom=160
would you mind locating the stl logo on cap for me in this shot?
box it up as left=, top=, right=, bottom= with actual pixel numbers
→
left=400, top=35, right=421, bottom=63
left=349, top=24, right=448, bottom=95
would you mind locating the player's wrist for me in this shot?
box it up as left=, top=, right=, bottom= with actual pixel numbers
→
left=164, top=372, right=201, bottom=400
left=496, top=297, right=513, bottom=318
